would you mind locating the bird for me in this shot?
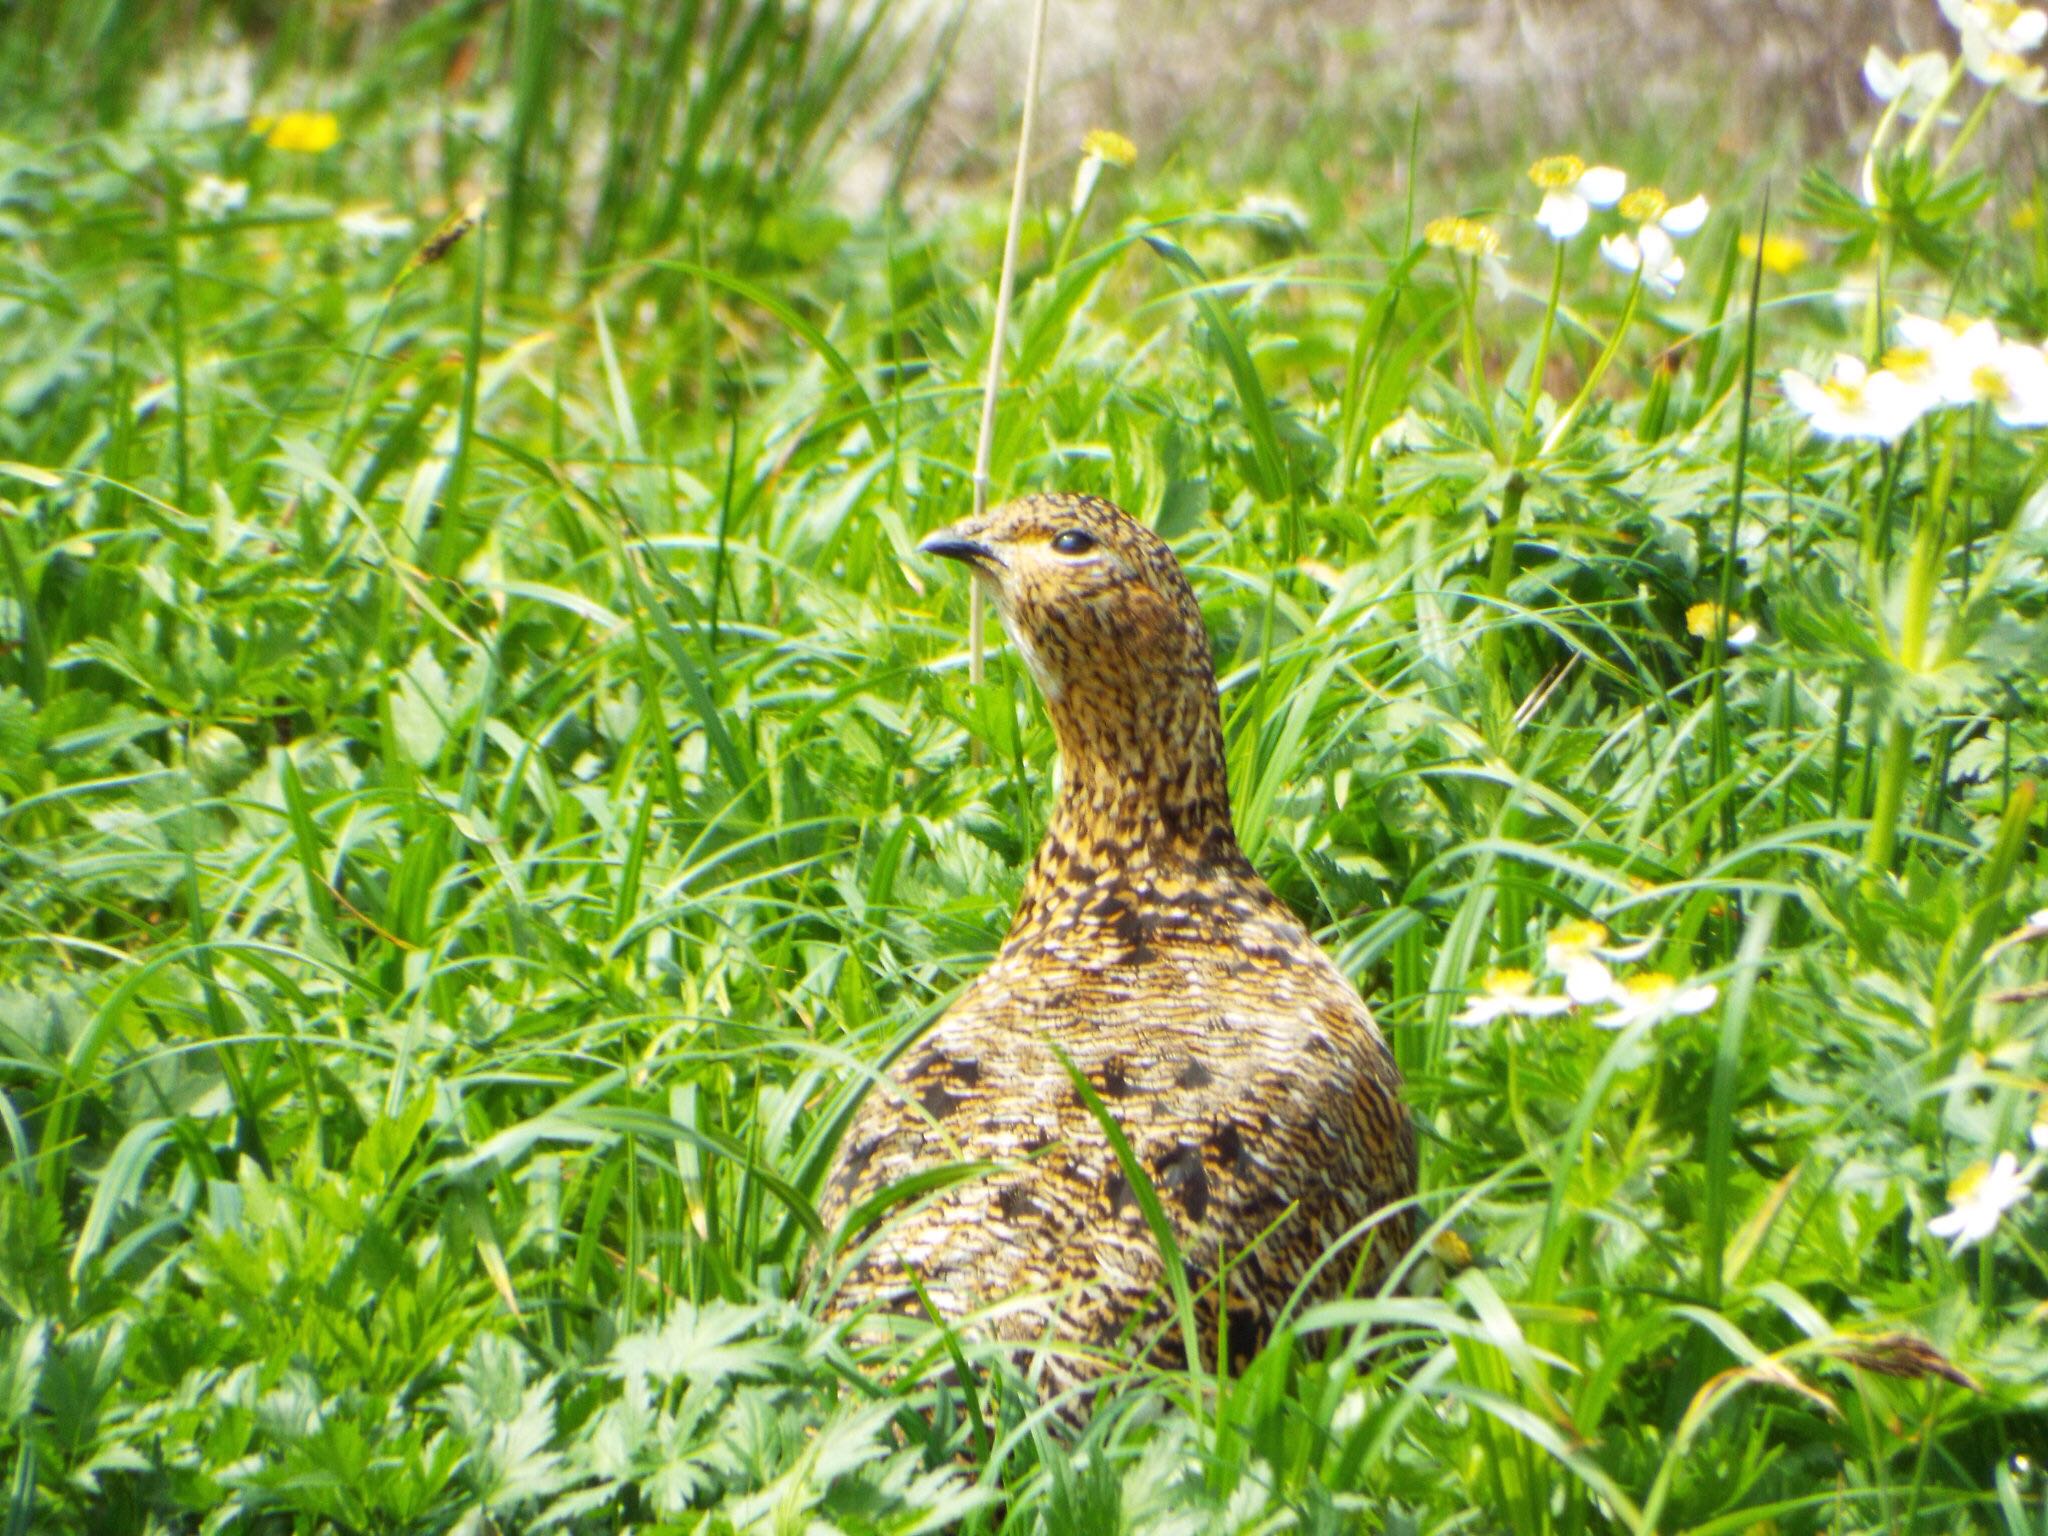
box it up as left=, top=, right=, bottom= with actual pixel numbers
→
left=817, top=492, right=1414, bottom=1400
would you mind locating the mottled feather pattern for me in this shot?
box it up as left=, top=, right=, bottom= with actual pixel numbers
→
left=819, top=494, right=1414, bottom=1394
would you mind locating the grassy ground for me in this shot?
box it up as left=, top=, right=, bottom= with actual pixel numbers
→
left=2, top=2, right=2046, bottom=1531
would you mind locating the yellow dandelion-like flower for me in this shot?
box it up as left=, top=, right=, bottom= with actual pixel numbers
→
left=1739, top=232, right=1810, bottom=274
left=1081, top=128, right=1137, bottom=168
left=255, top=110, right=339, bottom=153
left=2013, top=203, right=2042, bottom=232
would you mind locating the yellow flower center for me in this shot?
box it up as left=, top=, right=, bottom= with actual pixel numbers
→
left=1986, top=47, right=2026, bottom=77
left=1623, top=972, right=1676, bottom=997
left=1424, top=216, right=1502, bottom=257
left=1972, top=363, right=2013, bottom=402
left=1481, top=967, right=1537, bottom=997
left=1620, top=187, right=1669, bottom=224
left=1081, top=128, right=1136, bottom=168
left=1528, top=154, right=1586, bottom=191
left=1821, top=375, right=1869, bottom=408
left=1882, top=344, right=1936, bottom=383
left=1984, top=1, right=2025, bottom=27
left=1547, top=919, right=1608, bottom=954
left=1947, top=1160, right=1991, bottom=1202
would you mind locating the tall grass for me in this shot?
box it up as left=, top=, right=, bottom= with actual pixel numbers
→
left=0, top=2, right=2044, bottom=1532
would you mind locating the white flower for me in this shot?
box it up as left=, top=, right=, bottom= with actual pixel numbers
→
left=1961, top=25, right=2048, bottom=96
left=1864, top=47, right=1957, bottom=119
left=2032, top=1103, right=2048, bottom=1151
left=1599, top=188, right=1708, bottom=296
left=1595, top=972, right=1719, bottom=1029
left=1600, top=226, right=1684, bottom=296
left=1781, top=355, right=1928, bottom=441
left=1453, top=968, right=1574, bottom=1026
left=1528, top=154, right=1627, bottom=241
left=1543, top=920, right=1651, bottom=1006
left=1940, top=0, right=2048, bottom=54
left=1899, top=315, right=2048, bottom=425
left=337, top=206, right=415, bottom=253
left=1926, top=1151, right=2034, bottom=1251
left=184, top=174, right=248, bottom=221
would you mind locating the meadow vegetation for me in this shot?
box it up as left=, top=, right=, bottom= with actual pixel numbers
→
left=1, top=0, right=2046, bottom=1530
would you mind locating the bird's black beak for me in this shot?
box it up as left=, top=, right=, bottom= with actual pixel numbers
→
left=917, top=531, right=1000, bottom=568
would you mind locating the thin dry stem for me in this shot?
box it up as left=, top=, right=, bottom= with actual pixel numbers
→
left=969, top=0, right=1052, bottom=696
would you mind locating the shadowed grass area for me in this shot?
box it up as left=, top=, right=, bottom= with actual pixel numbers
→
left=0, top=2, right=2045, bottom=1532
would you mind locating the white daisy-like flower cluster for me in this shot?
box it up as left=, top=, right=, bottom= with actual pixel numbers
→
left=1523, top=155, right=1709, bottom=296
left=1783, top=311, right=2048, bottom=442
left=1943, top=0, right=2048, bottom=95
left=1454, top=919, right=1717, bottom=1030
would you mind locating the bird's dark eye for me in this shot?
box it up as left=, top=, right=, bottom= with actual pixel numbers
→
left=1051, top=529, right=1097, bottom=556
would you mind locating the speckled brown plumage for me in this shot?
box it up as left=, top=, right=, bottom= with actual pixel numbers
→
left=818, top=493, right=1414, bottom=1397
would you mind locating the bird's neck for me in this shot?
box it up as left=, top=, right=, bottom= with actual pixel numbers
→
left=1002, top=669, right=1272, bottom=956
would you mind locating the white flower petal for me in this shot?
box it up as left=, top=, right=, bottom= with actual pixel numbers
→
left=1577, top=165, right=1627, bottom=207
left=1992, top=342, right=2048, bottom=426
left=1660, top=195, right=1709, bottom=236
left=1560, top=955, right=1621, bottom=1006
left=1536, top=190, right=1589, bottom=240
left=1865, top=45, right=1908, bottom=101
left=1599, top=232, right=1641, bottom=275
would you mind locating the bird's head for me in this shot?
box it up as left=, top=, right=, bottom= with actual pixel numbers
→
left=917, top=493, right=1210, bottom=708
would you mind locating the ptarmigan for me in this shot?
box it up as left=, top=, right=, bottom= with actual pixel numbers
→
left=819, top=492, right=1413, bottom=1397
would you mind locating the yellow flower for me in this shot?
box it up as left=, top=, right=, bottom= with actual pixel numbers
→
left=1081, top=128, right=1136, bottom=168
left=1619, top=186, right=1670, bottom=224
left=254, top=110, right=339, bottom=153
left=1424, top=215, right=1502, bottom=257
left=2013, top=203, right=2042, bottom=232
left=1685, top=602, right=1758, bottom=647
left=1528, top=153, right=1589, bottom=191
left=1739, top=232, right=1809, bottom=274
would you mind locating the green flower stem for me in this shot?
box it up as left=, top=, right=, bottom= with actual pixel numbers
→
left=1517, top=240, right=1567, bottom=460
left=1481, top=470, right=1530, bottom=733
left=1540, top=267, right=1643, bottom=457
left=1865, top=419, right=1955, bottom=877
left=1933, top=81, right=2004, bottom=181
left=1050, top=157, right=1101, bottom=275
left=1864, top=718, right=1916, bottom=878
left=1449, top=255, right=1501, bottom=457
left=1901, top=58, right=1971, bottom=160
